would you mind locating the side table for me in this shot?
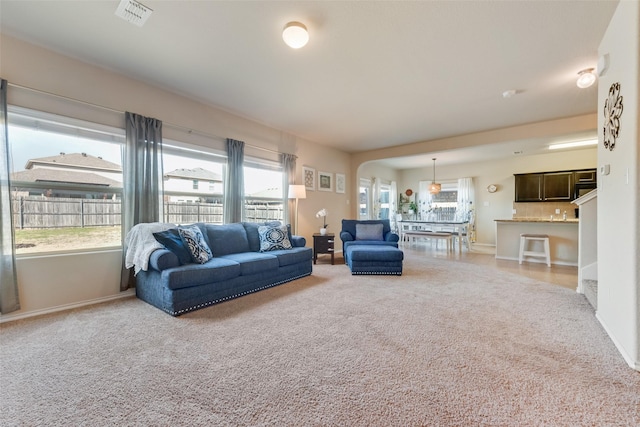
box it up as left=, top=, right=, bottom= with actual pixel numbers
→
left=313, top=233, right=335, bottom=265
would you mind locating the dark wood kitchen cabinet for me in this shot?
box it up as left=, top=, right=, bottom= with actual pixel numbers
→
left=515, top=169, right=592, bottom=202
left=543, top=171, right=574, bottom=201
left=514, top=173, right=543, bottom=201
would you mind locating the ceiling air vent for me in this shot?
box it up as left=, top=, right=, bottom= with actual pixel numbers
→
left=115, top=0, right=153, bottom=27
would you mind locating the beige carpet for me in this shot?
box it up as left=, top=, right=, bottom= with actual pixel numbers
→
left=1, top=251, right=638, bottom=426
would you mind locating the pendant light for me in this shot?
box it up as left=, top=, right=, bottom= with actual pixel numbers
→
left=429, top=158, right=441, bottom=195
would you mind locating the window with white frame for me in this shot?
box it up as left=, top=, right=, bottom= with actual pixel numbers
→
left=359, top=178, right=371, bottom=220
left=244, top=158, right=284, bottom=223
left=162, top=141, right=225, bottom=224
left=378, top=182, right=391, bottom=219
left=8, top=106, right=124, bottom=254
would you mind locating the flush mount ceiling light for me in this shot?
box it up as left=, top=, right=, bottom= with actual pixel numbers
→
left=429, top=158, right=441, bottom=195
left=282, top=22, right=309, bottom=49
left=115, top=0, right=152, bottom=27
left=548, top=139, right=598, bottom=150
left=576, top=68, right=597, bottom=89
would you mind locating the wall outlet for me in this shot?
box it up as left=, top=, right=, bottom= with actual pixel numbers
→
left=512, top=209, right=517, bottom=215
left=483, top=201, right=489, bottom=207
left=555, top=209, right=560, bottom=214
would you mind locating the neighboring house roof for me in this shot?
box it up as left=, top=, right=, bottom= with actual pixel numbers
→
left=25, top=152, right=121, bottom=172
left=11, top=169, right=121, bottom=187
left=248, top=187, right=282, bottom=198
left=164, top=167, right=222, bottom=181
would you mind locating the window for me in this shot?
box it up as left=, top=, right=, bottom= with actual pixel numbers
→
left=378, top=182, right=391, bottom=219
left=162, top=141, right=225, bottom=224
left=244, top=158, right=284, bottom=223
left=8, top=107, right=124, bottom=254
left=359, top=178, right=371, bottom=220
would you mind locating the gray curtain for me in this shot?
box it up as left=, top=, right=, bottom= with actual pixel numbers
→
left=281, top=153, right=297, bottom=226
left=0, top=79, right=20, bottom=314
left=224, top=138, right=244, bottom=223
left=120, top=112, right=163, bottom=291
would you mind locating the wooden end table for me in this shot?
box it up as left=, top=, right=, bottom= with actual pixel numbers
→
left=313, top=233, right=335, bottom=265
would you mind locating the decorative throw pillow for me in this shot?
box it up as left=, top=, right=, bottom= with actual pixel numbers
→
left=178, top=225, right=213, bottom=264
left=356, top=223, right=384, bottom=241
left=153, top=228, right=193, bottom=265
left=258, top=224, right=292, bottom=252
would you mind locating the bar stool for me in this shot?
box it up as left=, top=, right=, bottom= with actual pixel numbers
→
left=519, top=234, right=551, bottom=267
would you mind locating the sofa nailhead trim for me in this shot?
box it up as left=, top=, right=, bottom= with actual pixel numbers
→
left=166, top=272, right=312, bottom=316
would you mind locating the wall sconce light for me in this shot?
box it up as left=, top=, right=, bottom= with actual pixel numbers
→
left=429, top=158, right=441, bottom=195
left=576, top=68, right=596, bottom=89
left=282, top=22, right=309, bottom=49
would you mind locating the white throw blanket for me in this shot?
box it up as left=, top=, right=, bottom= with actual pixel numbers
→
left=125, top=222, right=175, bottom=275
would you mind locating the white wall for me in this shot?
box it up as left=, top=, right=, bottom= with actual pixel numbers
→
left=596, top=0, right=640, bottom=371
left=0, top=34, right=350, bottom=319
left=397, top=149, right=596, bottom=245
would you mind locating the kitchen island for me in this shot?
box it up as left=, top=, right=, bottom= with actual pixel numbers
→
left=495, top=219, right=579, bottom=266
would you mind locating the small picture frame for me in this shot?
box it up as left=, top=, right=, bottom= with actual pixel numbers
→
left=303, top=166, right=316, bottom=191
left=318, top=171, right=333, bottom=192
left=335, top=173, right=345, bottom=194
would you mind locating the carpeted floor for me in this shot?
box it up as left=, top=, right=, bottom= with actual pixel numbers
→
left=1, top=251, right=638, bottom=426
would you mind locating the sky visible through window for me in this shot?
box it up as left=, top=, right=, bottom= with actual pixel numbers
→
left=9, top=125, right=281, bottom=196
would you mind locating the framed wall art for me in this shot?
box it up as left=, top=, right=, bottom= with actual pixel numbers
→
left=335, top=173, right=346, bottom=194
left=318, top=171, right=333, bottom=192
left=303, top=166, right=316, bottom=191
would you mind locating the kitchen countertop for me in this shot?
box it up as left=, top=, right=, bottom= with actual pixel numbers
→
left=495, top=218, right=579, bottom=223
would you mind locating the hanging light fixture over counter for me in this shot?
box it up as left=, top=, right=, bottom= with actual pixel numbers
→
left=429, top=158, right=441, bottom=195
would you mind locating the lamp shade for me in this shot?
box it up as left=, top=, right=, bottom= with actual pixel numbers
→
left=288, top=184, right=306, bottom=199
left=282, top=22, right=309, bottom=49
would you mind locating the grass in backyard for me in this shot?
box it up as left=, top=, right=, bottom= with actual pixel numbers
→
left=15, top=226, right=122, bottom=254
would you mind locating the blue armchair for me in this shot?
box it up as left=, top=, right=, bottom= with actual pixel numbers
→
left=340, top=219, right=400, bottom=253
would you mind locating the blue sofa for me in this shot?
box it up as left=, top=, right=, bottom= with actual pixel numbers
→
left=135, top=222, right=312, bottom=316
left=340, top=219, right=403, bottom=275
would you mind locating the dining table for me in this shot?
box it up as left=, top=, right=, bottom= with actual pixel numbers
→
left=397, top=219, right=470, bottom=254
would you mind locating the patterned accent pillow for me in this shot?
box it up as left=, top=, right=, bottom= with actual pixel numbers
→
left=153, top=228, right=193, bottom=265
left=258, top=225, right=293, bottom=252
left=355, top=223, right=384, bottom=241
left=178, top=225, right=213, bottom=264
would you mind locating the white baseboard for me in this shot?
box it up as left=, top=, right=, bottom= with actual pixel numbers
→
left=596, top=311, right=640, bottom=372
left=0, top=289, right=135, bottom=324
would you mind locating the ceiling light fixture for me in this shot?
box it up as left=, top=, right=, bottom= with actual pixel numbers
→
left=115, top=0, right=153, bottom=27
left=548, top=139, right=598, bottom=150
left=576, top=68, right=596, bottom=89
left=282, top=22, right=309, bottom=49
left=429, top=158, right=441, bottom=195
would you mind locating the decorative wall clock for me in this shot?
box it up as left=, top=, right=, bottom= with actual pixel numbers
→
left=405, top=189, right=413, bottom=196
left=487, top=184, right=497, bottom=193
left=603, top=82, right=623, bottom=151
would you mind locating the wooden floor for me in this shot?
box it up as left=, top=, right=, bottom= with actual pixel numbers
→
left=331, top=241, right=579, bottom=291
left=405, top=241, right=578, bottom=290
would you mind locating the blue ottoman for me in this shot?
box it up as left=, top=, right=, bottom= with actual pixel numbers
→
left=345, top=244, right=404, bottom=275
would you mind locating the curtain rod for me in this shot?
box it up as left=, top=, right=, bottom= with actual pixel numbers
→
left=7, top=82, right=287, bottom=157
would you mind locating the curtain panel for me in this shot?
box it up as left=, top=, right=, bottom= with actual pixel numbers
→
left=224, top=138, right=245, bottom=223
left=280, top=153, right=296, bottom=227
left=120, top=112, right=163, bottom=291
left=0, top=79, right=20, bottom=314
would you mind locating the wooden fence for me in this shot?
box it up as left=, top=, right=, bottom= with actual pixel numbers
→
left=12, top=196, right=284, bottom=229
